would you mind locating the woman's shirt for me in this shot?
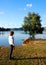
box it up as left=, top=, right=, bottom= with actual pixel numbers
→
left=9, top=36, right=14, bottom=46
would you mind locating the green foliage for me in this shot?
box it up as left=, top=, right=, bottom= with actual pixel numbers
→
left=22, top=12, right=44, bottom=38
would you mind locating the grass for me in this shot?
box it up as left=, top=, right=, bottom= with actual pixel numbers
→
left=0, top=39, right=46, bottom=65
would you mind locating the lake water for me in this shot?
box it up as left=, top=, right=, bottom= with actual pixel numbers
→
left=0, top=30, right=46, bottom=46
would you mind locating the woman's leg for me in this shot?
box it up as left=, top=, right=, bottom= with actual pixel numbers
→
left=9, top=45, right=13, bottom=59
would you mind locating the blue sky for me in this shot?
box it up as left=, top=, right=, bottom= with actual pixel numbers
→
left=0, top=0, right=46, bottom=28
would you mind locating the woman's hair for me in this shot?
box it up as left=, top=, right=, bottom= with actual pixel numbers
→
left=10, top=31, right=14, bottom=36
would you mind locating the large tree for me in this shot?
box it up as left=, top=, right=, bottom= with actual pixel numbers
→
left=22, top=12, right=44, bottom=38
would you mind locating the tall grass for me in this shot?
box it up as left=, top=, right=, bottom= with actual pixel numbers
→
left=0, top=39, right=46, bottom=65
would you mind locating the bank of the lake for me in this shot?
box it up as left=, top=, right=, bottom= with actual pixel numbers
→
left=0, top=39, right=46, bottom=65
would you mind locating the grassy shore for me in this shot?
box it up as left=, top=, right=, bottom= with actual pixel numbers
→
left=0, top=39, right=46, bottom=65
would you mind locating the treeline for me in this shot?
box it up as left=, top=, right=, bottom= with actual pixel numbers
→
left=0, top=27, right=10, bottom=31
left=14, top=28, right=23, bottom=30
left=0, top=27, right=44, bottom=31
left=0, top=27, right=23, bottom=31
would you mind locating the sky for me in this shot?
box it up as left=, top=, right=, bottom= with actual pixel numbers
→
left=0, top=0, right=46, bottom=28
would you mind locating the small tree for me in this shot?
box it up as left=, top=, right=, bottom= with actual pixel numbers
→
left=22, top=12, right=44, bottom=38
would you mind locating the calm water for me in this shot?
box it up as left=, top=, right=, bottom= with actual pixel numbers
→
left=0, top=30, right=46, bottom=46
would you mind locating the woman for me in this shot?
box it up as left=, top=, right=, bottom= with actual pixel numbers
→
left=9, top=31, right=14, bottom=59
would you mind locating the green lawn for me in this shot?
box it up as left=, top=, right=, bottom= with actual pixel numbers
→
left=0, top=39, right=46, bottom=65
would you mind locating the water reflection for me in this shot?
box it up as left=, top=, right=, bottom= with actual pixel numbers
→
left=0, top=31, right=5, bottom=35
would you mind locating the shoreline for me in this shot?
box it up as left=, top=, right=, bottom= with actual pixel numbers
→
left=0, top=38, right=46, bottom=47
left=23, top=38, right=46, bottom=44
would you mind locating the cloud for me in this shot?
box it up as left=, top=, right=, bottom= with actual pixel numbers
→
left=18, top=3, right=32, bottom=11
left=26, top=4, right=32, bottom=7
left=0, top=11, right=4, bottom=15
